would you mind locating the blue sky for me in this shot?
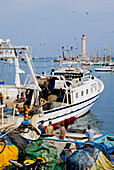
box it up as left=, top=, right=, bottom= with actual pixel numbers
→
left=0, top=0, right=114, bottom=57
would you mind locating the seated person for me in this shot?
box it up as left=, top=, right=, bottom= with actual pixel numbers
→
left=20, top=92, right=26, bottom=101
left=15, top=104, right=20, bottom=115
left=4, top=104, right=10, bottom=112
left=38, top=120, right=45, bottom=134
left=15, top=94, right=20, bottom=102
left=46, top=121, right=54, bottom=135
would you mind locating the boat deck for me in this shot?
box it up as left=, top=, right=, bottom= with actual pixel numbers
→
left=0, top=122, right=15, bottom=130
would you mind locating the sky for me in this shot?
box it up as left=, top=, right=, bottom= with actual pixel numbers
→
left=0, top=0, right=114, bottom=58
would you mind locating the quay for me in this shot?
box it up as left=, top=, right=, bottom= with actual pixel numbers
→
left=0, top=106, right=114, bottom=170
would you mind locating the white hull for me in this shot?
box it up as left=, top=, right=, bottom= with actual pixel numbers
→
left=7, top=93, right=99, bottom=128
left=95, top=67, right=112, bottom=72
left=7, top=78, right=103, bottom=128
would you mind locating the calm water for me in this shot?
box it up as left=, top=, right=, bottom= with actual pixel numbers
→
left=0, top=58, right=114, bottom=135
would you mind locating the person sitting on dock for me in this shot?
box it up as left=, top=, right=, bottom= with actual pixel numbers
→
left=86, top=125, right=94, bottom=142
left=38, top=120, right=46, bottom=135
left=46, top=121, right=54, bottom=135
left=59, top=123, right=66, bottom=140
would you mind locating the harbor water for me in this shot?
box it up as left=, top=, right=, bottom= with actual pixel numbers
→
left=0, top=58, right=114, bottom=135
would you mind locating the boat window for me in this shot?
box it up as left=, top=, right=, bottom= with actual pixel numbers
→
left=65, top=74, right=69, bottom=78
left=54, top=72, right=83, bottom=79
left=95, top=86, right=97, bottom=91
left=76, top=92, right=78, bottom=98
left=86, top=89, right=88, bottom=94
left=91, top=87, right=93, bottom=93
left=81, top=91, right=84, bottom=96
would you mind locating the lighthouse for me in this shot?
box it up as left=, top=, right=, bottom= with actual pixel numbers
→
left=81, top=34, right=87, bottom=60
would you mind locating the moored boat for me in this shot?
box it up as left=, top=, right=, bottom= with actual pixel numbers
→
left=95, top=44, right=113, bottom=72
left=95, top=66, right=113, bottom=72
left=34, top=53, right=104, bottom=127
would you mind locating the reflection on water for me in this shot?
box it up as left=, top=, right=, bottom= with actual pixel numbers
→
left=68, top=111, right=101, bottom=133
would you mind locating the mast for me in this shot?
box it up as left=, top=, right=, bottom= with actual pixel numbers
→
left=105, top=44, right=107, bottom=66
left=90, top=49, right=93, bottom=61
left=109, top=47, right=112, bottom=63
left=101, top=49, right=103, bottom=63
left=15, top=55, right=25, bottom=87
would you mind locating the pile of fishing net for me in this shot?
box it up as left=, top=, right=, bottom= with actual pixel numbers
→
left=25, top=140, right=59, bottom=170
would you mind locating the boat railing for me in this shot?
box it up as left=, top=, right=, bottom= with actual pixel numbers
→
left=53, top=102, right=66, bottom=108
left=0, top=103, right=24, bottom=126
left=41, top=101, right=66, bottom=111
left=0, top=104, right=6, bottom=125
left=97, top=78, right=104, bottom=93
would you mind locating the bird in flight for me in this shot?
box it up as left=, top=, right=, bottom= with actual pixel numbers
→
left=85, top=11, right=88, bottom=15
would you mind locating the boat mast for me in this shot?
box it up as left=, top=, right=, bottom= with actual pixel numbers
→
left=15, top=54, right=25, bottom=87
left=109, top=47, right=112, bottom=63
left=101, top=49, right=103, bottom=64
left=104, top=44, right=107, bottom=66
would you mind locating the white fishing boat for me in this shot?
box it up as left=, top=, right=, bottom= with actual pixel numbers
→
left=35, top=62, right=104, bottom=127
left=0, top=40, right=104, bottom=129
left=0, top=39, right=41, bottom=128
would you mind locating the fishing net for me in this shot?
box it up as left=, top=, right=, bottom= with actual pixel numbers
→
left=25, top=140, right=58, bottom=170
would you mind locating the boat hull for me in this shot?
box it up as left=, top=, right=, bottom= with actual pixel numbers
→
left=95, top=68, right=112, bottom=72
left=7, top=94, right=99, bottom=128
left=7, top=77, right=104, bottom=128
left=29, top=93, right=99, bottom=127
